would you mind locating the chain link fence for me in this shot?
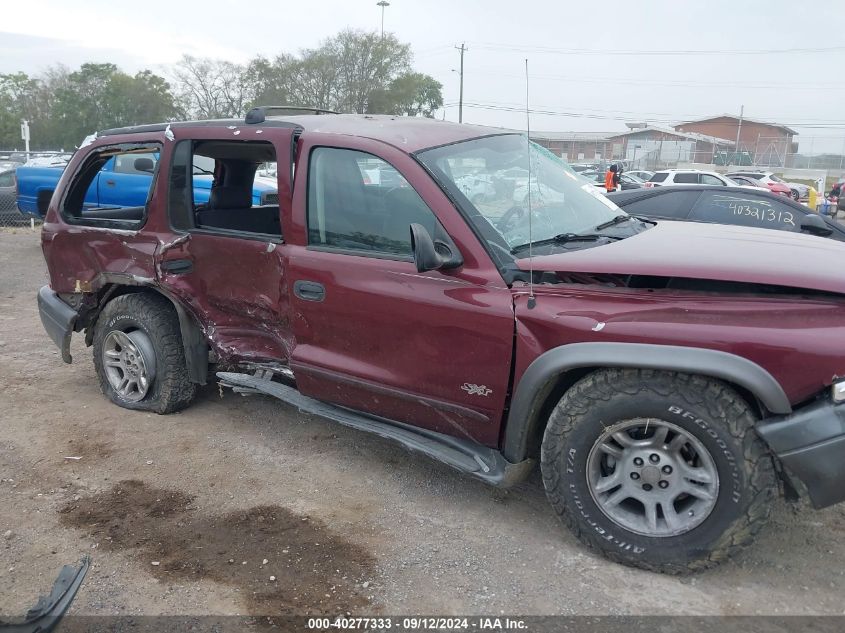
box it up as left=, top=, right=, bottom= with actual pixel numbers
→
left=0, top=195, right=37, bottom=227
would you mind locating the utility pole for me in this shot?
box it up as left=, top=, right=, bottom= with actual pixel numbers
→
left=455, top=43, right=467, bottom=123
left=734, top=105, right=744, bottom=164
left=377, top=1, right=390, bottom=38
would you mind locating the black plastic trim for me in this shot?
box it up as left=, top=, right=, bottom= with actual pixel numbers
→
left=37, top=286, right=78, bottom=364
left=757, top=398, right=845, bottom=508
left=502, top=342, right=792, bottom=462
left=217, top=371, right=533, bottom=487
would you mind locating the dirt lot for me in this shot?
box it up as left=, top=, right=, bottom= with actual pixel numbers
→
left=2, top=227, right=845, bottom=619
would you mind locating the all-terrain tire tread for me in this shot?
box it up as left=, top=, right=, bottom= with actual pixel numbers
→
left=540, top=368, right=775, bottom=574
left=92, top=292, right=196, bottom=414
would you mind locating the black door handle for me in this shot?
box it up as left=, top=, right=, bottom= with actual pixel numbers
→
left=160, top=258, right=193, bottom=274
left=294, top=280, right=325, bottom=302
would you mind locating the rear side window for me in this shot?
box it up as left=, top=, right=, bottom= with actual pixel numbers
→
left=649, top=173, right=668, bottom=183
left=699, top=174, right=724, bottom=186
left=61, top=143, right=161, bottom=229
left=307, top=147, right=440, bottom=259
left=618, top=190, right=702, bottom=220
left=167, top=139, right=280, bottom=237
left=688, top=192, right=801, bottom=231
left=0, top=171, right=14, bottom=187
left=673, top=173, right=698, bottom=184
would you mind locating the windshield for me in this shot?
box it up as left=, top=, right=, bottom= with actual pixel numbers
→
left=417, top=135, right=626, bottom=252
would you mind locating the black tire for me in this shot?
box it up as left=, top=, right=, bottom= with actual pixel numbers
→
left=791, top=189, right=799, bottom=201
left=92, top=292, right=197, bottom=414
left=541, top=368, right=775, bottom=573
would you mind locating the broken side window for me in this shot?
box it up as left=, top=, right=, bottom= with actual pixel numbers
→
left=61, top=142, right=161, bottom=229
left=166, top=140, right=281, bottom=238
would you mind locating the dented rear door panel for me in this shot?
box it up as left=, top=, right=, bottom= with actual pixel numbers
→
left=154, top=125, right=296, bottom=365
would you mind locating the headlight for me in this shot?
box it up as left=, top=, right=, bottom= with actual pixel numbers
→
left=832, top=380, right=845, bottom=403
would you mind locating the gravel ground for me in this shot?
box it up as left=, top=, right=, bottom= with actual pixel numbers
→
left=2, top=227, right=845, bottom=618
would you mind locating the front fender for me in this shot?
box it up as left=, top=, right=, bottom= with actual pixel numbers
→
left=501, top=342, right=791, bottom=462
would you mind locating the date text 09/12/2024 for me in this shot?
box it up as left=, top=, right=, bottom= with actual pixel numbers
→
left=306, top=617, right=528, bottom=630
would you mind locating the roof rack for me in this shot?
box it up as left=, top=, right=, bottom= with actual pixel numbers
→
left=245, top=105, right=339, bottom=124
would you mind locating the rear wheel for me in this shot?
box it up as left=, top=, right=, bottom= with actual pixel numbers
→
left=791, top=189, right=799, bottom=201
left=93, top=293, right=197, bottom=414
left=541, top=369, right=775, bottom=573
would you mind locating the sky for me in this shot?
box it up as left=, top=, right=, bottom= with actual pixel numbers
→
left=2, top=0, right=844, bottom=152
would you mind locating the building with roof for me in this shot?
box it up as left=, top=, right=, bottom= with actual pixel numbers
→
left=528, top=131, right=613, bottom=163
left=606, top=124, right=735, bottom=167
left=674, top=115, right=797, bottom=167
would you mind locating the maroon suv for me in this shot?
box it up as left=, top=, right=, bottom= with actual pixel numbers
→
left=38, top=109, right=845, bottom=573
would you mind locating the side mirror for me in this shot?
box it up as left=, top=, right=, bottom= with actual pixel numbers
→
left=800, top=213, right=833, bottom=237
left=36, top=188, right=54, bottom=216
left=134, top=157, right=155, bottom=173
left=409, top=223, right=462, bottom=273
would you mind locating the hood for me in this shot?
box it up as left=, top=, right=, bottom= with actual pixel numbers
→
left=517, top=220, right=845, bottom=295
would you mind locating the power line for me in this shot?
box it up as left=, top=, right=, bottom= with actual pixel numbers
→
left=440, top=99, right=845, bottom=125
left=432, top=67, right=845, bottom=90
left=467, top=42, right=845, bottom=56
left=441, top=101, right=845, bottom=128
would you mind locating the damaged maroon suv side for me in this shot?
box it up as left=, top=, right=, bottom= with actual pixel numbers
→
left=38, top=108, right=845, bottom=573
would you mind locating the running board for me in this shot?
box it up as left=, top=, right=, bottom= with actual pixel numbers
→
left=217, top=372, right=533, bottom=487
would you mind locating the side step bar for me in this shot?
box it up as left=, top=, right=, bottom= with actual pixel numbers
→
left=217, top=372, right=533, bottom=487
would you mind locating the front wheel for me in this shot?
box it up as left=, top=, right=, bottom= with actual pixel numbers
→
left=791, top=189, right=800, bottom=201
left=541, top=369, right=775, bottom=573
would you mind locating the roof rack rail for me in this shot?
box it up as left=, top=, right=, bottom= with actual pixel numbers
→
left=245, top=105, right=339, bottom=124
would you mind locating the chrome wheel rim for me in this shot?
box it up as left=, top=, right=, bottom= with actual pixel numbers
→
left=586, top=418, right=720, bottom=537
left=102, top=330, right=154, bottom=402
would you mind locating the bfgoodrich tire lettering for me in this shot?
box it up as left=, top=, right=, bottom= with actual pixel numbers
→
left=540, top=368, right=775, bottom=573
left=92, top=292, right=197, bottom=414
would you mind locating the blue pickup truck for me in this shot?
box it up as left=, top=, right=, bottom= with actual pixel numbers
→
left=17, top=152, right=277, bottom=216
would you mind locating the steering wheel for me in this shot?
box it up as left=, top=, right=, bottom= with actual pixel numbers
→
left=496, top=205, right=527, bottom=232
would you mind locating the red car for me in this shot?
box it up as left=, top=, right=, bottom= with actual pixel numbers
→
left=726, top=171, right=792, bottom=197
left=38, top=109, right=845, bottom=573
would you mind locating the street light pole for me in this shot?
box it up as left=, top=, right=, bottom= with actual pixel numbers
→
left=377, top=1, right=390, bottom=38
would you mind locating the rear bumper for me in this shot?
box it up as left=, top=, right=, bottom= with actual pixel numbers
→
left=37, top=285, right=78, bottom=363
left=757, top=398, right=845, bottom=509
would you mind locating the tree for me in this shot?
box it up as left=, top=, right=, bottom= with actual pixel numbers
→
left=244, top=54, right=297, bottom=109
left=329, top=29, right=411, bottom=113
left=367, top=72, right=443, bottom=117
left=173, top=55, right=250, bottom=119
left=47, top=63, right=180, bottom=148
left=0, top=72, right=42, bottom=149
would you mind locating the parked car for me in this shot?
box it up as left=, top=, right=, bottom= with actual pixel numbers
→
left=726, top=171, right=804, bottom=200
left=580, top=170, right=644, bottom=190
left=645, top=169, right=737, bottom=188
left=38, top=110, right=845, bottom=574
left=455, top=173, right=497, bottom=204
left=608, top=185, right=842, bottom=240
left=625, top=169, right=654, bottom=181
left=0, top=151, right=27, bottom=169
left=17, top=153, right=277, bottom=216
left=725, top=175, right=769, bottom=191
left=0, top=169, right=38, bottom=225
left=24, top=153, right=72, bottom=167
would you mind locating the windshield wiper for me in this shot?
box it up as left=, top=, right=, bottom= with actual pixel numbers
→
left=511, top=232, right=622, bottom=254
left=594, top=214, right=632, bottom=230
